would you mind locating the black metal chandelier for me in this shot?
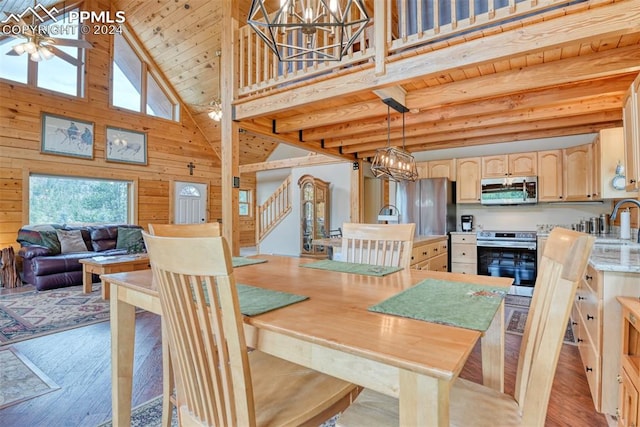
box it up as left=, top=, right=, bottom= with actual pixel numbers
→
left=370, top=100, right=419, bottom=182
left=247, top=0, right=370, bottom=62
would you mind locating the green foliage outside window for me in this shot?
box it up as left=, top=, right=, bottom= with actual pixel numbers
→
left=29, top=175, right=130, bottom=224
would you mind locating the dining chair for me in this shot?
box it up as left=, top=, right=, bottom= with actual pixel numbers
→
left=148, top=222, right=221, bottom=237
left=142, top=232, right=360, bottom=427
left=336, top=227, right=595, bottom=427
left=340, top=223, right=415, bottom=270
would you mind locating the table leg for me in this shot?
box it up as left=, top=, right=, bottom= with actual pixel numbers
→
left=481, top=301, right=505, bottom=392
left=399, top=370, right=449, bottom=426
left=110, top=281, right=136, bottom=427
left=102, top=278, right=111, bottom=300
left=82, top=266, right=93, bottom=294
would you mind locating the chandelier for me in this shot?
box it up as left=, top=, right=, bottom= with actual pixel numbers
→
left=208, top=50, right=223, bottom=121
left=247, top=0, right=370, bottom=62
left=12, top=36, right=55, bottom=62
left=370, top=101, right=419, bottom=182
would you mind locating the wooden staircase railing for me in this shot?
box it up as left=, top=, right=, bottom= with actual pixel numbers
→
left=256, top=175, right=292, bottom=242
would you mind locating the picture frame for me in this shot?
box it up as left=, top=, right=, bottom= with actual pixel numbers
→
left=105, top=126, right=147, bottom=165
left=41, top=113, right=94, bottom=159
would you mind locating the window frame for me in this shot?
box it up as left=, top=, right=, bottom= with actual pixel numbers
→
left=111, top=27, right=180, bottom=122
left=0, top=6, right=87, bottom=98
left=239, top=189, right=253, bottom=217
left=28, top=172, right=137, bottom=225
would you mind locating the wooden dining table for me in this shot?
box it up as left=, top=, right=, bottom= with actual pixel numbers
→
left=105, top=255, right=512, bottom=427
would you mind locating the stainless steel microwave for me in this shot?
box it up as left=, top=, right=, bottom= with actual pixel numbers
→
left=480, top=176, right=538, bottom=205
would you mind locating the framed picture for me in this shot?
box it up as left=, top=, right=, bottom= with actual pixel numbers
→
left=106, top=126, right=147, bottom=165
left=41, top=113, right=94, bottom=159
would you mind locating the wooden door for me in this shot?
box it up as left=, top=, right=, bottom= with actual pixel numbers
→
left=537, top=150, right=564, bottom=201
left=456, top=157, right=481, bottom=203
left=509, top=152, right=537, bottom=176
left=481, top=155, right=508, bottom=178
left=563, top=144, right=593, bottom=201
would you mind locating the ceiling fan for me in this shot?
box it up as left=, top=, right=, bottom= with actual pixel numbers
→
left=4, top=7, right=92, bottom=66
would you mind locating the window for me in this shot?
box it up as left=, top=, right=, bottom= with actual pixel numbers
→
left=29, top=175, right=132, bottom=224
left=239, top=189, right=252, bottom=217
left=112, top=32, right=179, bottom=121
left=0, top=8, right=85, bottom=97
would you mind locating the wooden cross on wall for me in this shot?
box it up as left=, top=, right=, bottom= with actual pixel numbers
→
left=187, top=162, right=196, bottom=175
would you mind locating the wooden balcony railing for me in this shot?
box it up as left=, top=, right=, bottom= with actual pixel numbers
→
left=238, top=0, right=584, bottom=96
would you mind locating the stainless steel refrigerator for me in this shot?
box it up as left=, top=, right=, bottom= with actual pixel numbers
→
left=395, top=178, right=456, bottom=236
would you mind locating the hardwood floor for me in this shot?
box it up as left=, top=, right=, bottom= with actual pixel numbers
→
left=0, top=305, right=611, bottom=426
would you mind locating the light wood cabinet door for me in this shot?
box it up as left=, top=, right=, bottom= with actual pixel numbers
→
left=456, top=157, right=481, bottom=203
left=592, top=135, right=602, bottom=200
left=537, top=150, right=564, bottom=201
left=416, top=161, right=429, bottom=179
left=623, top=82, right=640, bottom=192
left=428, top=159, right=456, bottom=181
left=481, top=155, right=508, bottom=178
left=509, top=152, right=537, bottom=176
left=563, top=144, right=593, bottom=201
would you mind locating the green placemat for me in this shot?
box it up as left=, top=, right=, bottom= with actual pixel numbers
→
left=237, top=284, right=307, bottom=316
left=232, top=257, right=267, bottom=268
left=369, top=279, right=507, bottom=331
left=301, top=260, right=402, bottom=276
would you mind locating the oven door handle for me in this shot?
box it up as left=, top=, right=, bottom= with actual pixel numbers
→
left=477, top=241, right=537, bottom=250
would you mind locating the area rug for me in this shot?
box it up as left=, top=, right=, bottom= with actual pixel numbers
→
left=97, top=396, right=338, bottom=427
left=0, top=346, right=59, bottom=409
left=0, top=284, right=110, bottom=345
left=505, top=299, right=575, bottom=344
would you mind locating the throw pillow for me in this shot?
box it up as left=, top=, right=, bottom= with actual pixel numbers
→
left=56, top=229, right=89, bottom=253
left=116, top=227, right=145, bottom=252
left=39, top=230, right=61, bottom=255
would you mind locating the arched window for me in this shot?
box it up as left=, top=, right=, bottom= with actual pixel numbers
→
left=179, top=185, right=201, bottom=197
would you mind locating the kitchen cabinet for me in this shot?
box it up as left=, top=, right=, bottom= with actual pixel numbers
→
left=450, top=233, right=477, bottom=274
left=537, top=150, right=564, bottom=201
left=456, top=157, right=481, bottom=203
left=623, top=74, right=640, bottom=192
left=563, top=143, right=593, bottom=201
left=416, top=159, right=456, bottom=181
left=481, top=152, right=537, bottom=178
left=617, top=297, right=640, bottom=427
left=298, top=174, right=330, bottom=257
left=573, top=266, right=640, bottom=416
left=593, top=128, right=638, bottom=199
left=410, top=236, right=448, bottom=271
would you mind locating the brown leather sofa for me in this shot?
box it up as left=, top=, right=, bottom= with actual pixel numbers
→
left=17, top=224, right=144, bottom=291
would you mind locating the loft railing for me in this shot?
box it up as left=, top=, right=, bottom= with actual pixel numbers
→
left=237, top=0, right=587, bottom=96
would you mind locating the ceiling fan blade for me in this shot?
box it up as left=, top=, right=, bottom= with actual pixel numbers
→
left=47, top=45, right=83, bottom=66
left=6, top=49, right=20, bottom=56
left=49, top=38, right=93, bottom=49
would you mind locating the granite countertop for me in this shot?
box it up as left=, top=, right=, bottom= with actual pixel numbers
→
left=589, top=244, right=640, bottom=273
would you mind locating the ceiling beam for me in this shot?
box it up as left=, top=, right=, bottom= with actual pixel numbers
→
left=234, top=0, right=640, bottom=119
left=239, top=154, right=347, bottom=173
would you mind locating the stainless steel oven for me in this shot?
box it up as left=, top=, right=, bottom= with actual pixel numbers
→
left=476, top=231, right=537, bottom=295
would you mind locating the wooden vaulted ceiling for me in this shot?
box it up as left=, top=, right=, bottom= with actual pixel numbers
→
left=4, top=0, right=640, bottom=165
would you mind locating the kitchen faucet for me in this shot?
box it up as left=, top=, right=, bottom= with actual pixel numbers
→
left=610, top=198, right=640, bottom=243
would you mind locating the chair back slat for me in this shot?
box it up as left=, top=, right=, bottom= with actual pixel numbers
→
left=148, top=222, right=221, bottom=237
left=142, top=233, right=256, bottom=427
left=341, top=223, right=415, bottom=270
left=514, top=228, right=595, bottom=426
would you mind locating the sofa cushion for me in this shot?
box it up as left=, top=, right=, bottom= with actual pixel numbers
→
left=90, top=225, right=119, bottom=251
left=116, top=227, right=145, bottom=252
left=56, top=229, right=90, bottom=253
left=16, top=224, right=63, bottom=247
left=40, top=230, right=61, bottom=255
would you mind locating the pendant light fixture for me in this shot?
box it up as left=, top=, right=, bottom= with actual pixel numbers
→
left=208, top=50, right=223, bottom=121
left=370, top=100, right=418, bottom=182
left=247, top=0, right=370, bottom=62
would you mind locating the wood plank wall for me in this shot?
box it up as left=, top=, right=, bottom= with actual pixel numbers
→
left=0, top=0, right=228, bottom=251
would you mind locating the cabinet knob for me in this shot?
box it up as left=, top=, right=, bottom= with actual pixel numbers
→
left=462, top=252, right=466, bottom=256
left=559, top=195, right=563, bottom=199
left=577, top=338, right=584, bottom=343
left=585, top=275, right=592, bottom=281
left=617, top=374, right=623, bottom=384
left=587, top=314, right=594, bottom=320
left=631, top=179, right=637, bottom=184
left=585, top=366, right=593, bottom=372
left=572, top=321, right=578, bottom=326
left=577, top=296, right=586, bottom=301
